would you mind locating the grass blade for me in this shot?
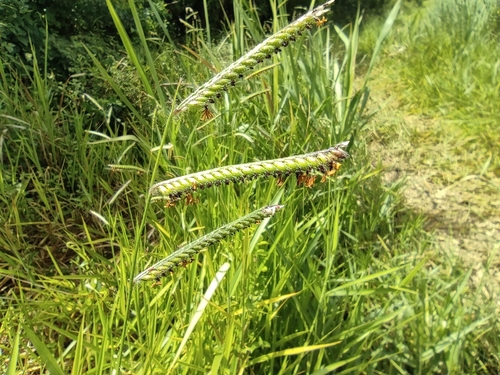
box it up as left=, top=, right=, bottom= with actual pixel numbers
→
left=168, top=262, right=231, bottom=373
left=23, top=326, right=65, bottom=375
left=364, top=0, right=402, bottom=83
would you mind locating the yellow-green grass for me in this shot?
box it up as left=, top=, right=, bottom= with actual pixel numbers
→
left=1, top=0, right=498, bottom=374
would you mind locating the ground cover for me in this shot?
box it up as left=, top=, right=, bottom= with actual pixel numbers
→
left=0, top=0, right=498, bottom=373
left=363, top=0, right=500, bottom=298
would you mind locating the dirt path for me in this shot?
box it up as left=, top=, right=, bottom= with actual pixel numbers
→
left=366, top=79, right=500, bottom=307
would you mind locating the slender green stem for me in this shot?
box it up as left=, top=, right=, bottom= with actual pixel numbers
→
left=150, top=141, right=349, bottom=203
left=134, top=205, right=284, bottom=282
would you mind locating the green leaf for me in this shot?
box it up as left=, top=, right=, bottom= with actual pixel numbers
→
left=105, top=0, right=153, bottom=97
left=6, top=328, right=21, bottom=375
left=23, top=326, right=65, bottom=375
left=248, top=341, right=341, bottom=366
left=326, top=267, right=404, bottom=296
left=421, top=317, right=492, bottom=361
left=310, top=355, right=361, bottom=375
left=364, top=0, right=402, bottom=84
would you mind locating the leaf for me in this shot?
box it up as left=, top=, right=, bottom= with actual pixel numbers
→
left=105, top=0, right=153, bottom=97
left=326, top=267, right=404, bottom=296
left=421, top=317, right=491, bottom=361
left=6, top=328, right=21, bottom=375
left=310, top=355, right=361, bottom=375
left=364, top=0, right=402, bottom=83
left=168, top=263, right=231, bottom=373
left=248, top=341, right=341, bottom=366
left=23, top=326, right=65, bottom=375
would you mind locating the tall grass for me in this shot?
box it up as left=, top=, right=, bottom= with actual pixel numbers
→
left=1, top=0, right=498, bottom=374
left=400, top=0, right=499, bottom=115
left=377, top=0, right=500, bottom=173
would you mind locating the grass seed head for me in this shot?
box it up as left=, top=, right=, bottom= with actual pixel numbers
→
left=150, top=141, right=349, bottom=203
left=175, top=0, right=336, bottom=116
left=134, top=205, right=284, bottom=283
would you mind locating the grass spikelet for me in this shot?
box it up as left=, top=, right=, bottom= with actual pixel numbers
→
left=133, top=205, right=284, bottom=282
left=174, top=0, right=335, bottom=116
left=150, top=141, right=349, bottom=203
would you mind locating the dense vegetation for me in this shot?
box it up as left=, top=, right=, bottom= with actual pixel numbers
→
left=1, top=0, right=498, bottom=373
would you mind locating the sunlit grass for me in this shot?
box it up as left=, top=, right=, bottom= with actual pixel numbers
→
left=374, top=0, right=499, bottom=173
left=359, top=1, right=500, bottom=372
left=1, top=0, right=498, bottom=374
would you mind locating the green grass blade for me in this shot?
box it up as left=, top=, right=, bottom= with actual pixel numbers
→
left=364, top=0, right=402, bottom=84
left=168, top=262, right=231, bottom=373
left=83, top=44, right=149, bottom=127
left=310, top=355, right=361, bottom=375
left=6, top=328, right=21, bottom=375
left=400, top=255, right=428, bottom=287
left=70, top=318, right=86, bottom=375
left=105, top=0, right=154, bottom=97
left=421, top=317, right=492, bottom=361
left=248, top=341, right=341, bottom=366
left=23, top=326, right=65, bottom=375
left=126, top=0, right=167, bottom=108
left=326, top=266, right=404, bottom=296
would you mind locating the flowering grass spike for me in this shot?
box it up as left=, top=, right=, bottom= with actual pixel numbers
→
left=150, top=141, right=349, bottom=204
left=134, top=205, right=284, bottom=282
left=174, top=0, right=335, bottom=117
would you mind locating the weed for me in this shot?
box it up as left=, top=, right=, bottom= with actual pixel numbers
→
left=174, top=0, right=335, bottom=116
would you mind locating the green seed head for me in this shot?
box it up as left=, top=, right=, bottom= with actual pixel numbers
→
left=134, top=205, right=284, bottom=282
left=175, top=0, right=336, bottom=116
left=150, top=141, right=349, bottom=203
